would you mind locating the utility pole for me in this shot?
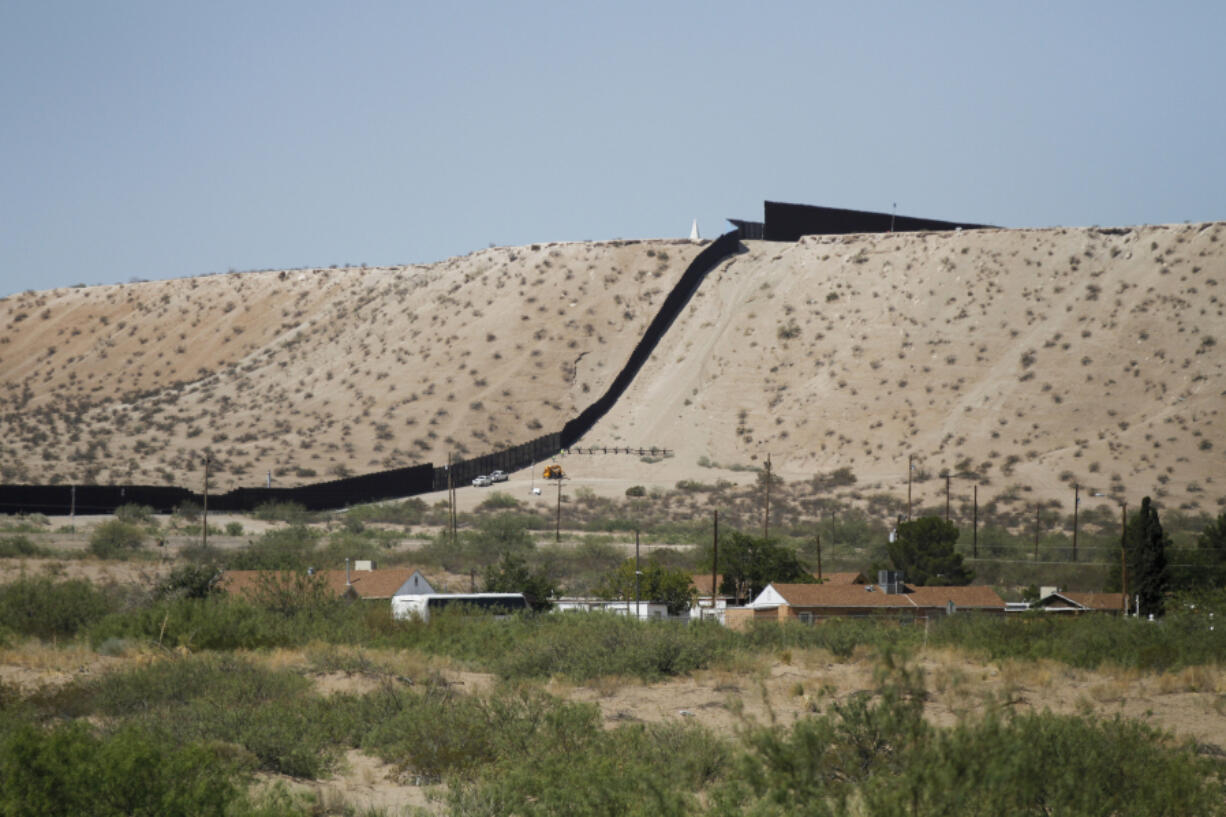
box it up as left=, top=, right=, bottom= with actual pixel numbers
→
left=1033, top=503, right=1040, bottom=559
left=635, top=529, right=641, bottom=621
left=815, top=533, right=823, bottom=582
left=972, top=484, right=978, bottom=558
left=445, top=453, right=453, bottom=547
left=70, top=485, right=76, bottom=521
left=202, top=453, right=211, bottom=549
left=907, top=454, right=913, bottom=521
left=1072, top=483, right=1079, bottom=562
left=763, top=454, right=771, bottom=539
left=711, top=510, right=719, bottom=616
left=555, top=475, right=562, bottom=543
left=828, top=510, right=836, bottom=549
left=1120, top=501, right=1128, bottom=613
left=944, top=472, right=951, bottom=522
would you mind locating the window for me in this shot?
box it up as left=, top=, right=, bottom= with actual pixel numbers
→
left=798, top=612, right=814, bottom=625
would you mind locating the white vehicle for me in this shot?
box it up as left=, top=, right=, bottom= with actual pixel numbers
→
left=391, top=593, right=528, bottom=622
left=489, top=470, right=508, bottom=483
left=472, top=475, right=491, bottom=487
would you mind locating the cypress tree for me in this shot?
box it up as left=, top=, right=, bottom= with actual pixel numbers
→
left=1125, top=497, right=1170, bottom=617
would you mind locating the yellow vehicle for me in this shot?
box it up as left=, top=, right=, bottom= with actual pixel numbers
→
left=542, top=464, right=565, bottom=480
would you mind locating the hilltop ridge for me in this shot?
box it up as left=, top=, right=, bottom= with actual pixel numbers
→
left=1, top=223, right=1222, bottom=515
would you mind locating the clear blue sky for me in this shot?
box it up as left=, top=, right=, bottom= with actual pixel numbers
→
left=2, top=1, right=1223, bottom=296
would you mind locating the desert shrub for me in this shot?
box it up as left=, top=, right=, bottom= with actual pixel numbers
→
left=225, top=525, right=320, bottom=570
left=0, top=722, right=242, bottom=817
left=316, top=530, right=387, bottom=569
left=50, top=654, right=346, bottom=779
left=715, top=657, right=1225, bottom=817
left=0, top=577, right=116, bottom=640
left=251, top=501, right=312, bottom=525
left=740, top=617, right=919, bottom=658
left=155, top=564, right=222, bottom=600
left=625, top=485, right=646, bottom=497
left=446, top=713, right=720, bottom=817
left=928, top=608, right=1226, bottom=672
left=114, top=503, right=155, bottom=526
left=489, top=615, right=733, bottom=681
left=224, top=521, right=243, bottom=536
left=348, top=498, right=428, bottom=526
left=0, top=534, right=47, bottom=558
left=477, top=491, right=521, bottom=512
left=172, top=500, right=201, bottom=522
left=88, top=519, right=145, bottom=558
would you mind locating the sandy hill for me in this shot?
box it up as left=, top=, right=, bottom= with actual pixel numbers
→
left=1, top=223, right=1223, bottom=515
left=580, top=223, right=1225, bottom=516
left=0, top=240, right=702, bottom=490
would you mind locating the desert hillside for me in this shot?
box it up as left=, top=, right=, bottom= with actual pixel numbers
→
left=0, top=240, right=702, bottom=490
left=579, top=223, right=1225, bottom=515
left=1, top=223, right=1222, bottom=514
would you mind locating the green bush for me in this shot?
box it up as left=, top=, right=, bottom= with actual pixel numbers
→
left=489, top=615, right=733, bottom=681
left=0, top=722, right=242, bottom=817
left=0, top=577, right=116, bottom=640
left=88, top=519, right=145, bottom=558
left=478, top=491, right=521, bottom=511
left=251, top=501, right=312, bottom=525
left=224, top=521, right=243, bottom=536
left=114, top=503, right=156, bottom=525
left=226, top=525, right=320, bottom=570
left=47, top=654, right=346, bottom=779
left=347, top=497, right=428, bottom=526
left=0, top=534, right=47, bottom=558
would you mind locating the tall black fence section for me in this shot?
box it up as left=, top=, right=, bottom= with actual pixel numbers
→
left=760, top=201, right=994, bottom=242
left=431, top=433, right=561, bottom=492
left=2, top=463, right=436, bottom=516
left=561, top=230, right=741, bottom=448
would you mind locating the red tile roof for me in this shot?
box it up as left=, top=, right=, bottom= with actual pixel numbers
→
left=769, top=582, right=1004, bottom=610
left=1043, top=592, right=1126, bottom=611
left=690, top=574, right=726, bottom=596
left=219, top=568, right=428, bottom=600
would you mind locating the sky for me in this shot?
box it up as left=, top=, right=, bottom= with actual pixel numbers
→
left=2, top=0, right=1224, bottom=296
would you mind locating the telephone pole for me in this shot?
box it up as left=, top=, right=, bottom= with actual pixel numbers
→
left=907, top=454, right=913, bottom=521
left=1072, top=483, right=1079, bottom=562
left=555, top=476, right=563, bottom=543
left=763, top=454, right=772, bottom=539
left=202, top=453, right=211, bottom=549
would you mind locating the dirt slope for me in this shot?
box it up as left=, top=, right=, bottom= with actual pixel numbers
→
left=575, top=223, right=1226, bottom=513
left=1, top=223, right=1222, bottom=512
left=0, top=241, right=701, bottom=490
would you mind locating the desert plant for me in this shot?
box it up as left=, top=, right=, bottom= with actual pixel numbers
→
left=88, top=519, right=145, bottom=558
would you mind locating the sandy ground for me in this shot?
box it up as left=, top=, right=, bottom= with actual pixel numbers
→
left=1, top=225, right=1222, bottom=518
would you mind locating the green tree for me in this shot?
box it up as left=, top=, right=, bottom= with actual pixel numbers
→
left=713, top=531, right=815, bottom=604
left=464, top=513, right=536, bottom=566
left=482, top=552, right=557, bottom=611
left=594, top=559, right=697, bottom=615
left=887, top=516, right=973, bottom=585
left=1126, top=497, right=1170, bottom=616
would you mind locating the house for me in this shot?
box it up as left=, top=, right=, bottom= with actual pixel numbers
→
left=725, top=574, right=1005, bottom=630
left=689, top=574, right=732, bottom=623
left=219, top=566, right=436, bottom=601
left=689, top=571, right=866, bottom=624
left=1034, top=591, right=1126, bottom=614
